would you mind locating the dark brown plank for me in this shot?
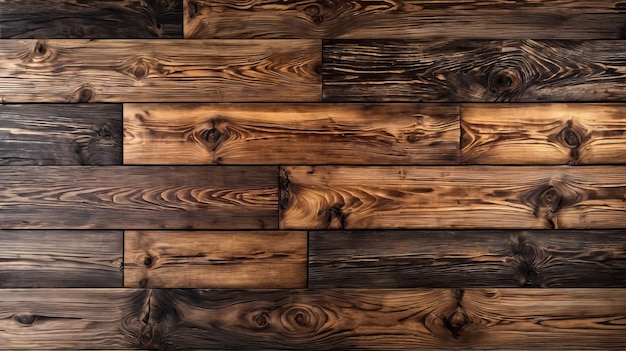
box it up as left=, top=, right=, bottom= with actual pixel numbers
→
left=280, top=166, right=626, bottom=230
left=124, top=231, right=307, bottom=288
left=0, top=40, right=321, bottom=103
left=323, top=40, right=626, bottom=102
left=184, top=0, right=626, bottom=40
left=0, top=166, right=277, bottom=229
left=123, top=103, right=459, bottom=165
left=0, top=0, right=182, bottom=38
left=461, top=103, right=626, bottom=165
left=0, top=104, right=122, bottom=165
left=0, top=230, right=122, bottom=288
left=309, top=230, right=626, bottom=288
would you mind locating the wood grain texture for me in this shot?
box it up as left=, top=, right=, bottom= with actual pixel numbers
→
left=184, top=0, right=626, bottom=39
left=280, top=166, right=626, bottom=230
left=0, top=40, right=321, bottom=103
left=309, top=230, right=626, bottom=288
left=461, top=103, right=626, bottom=165
left=123, top=103, right=459, bottom=165
left=0, top=0, right=182, bottom=38
left=124, top=231, right=307, bottom=288
left=0, top=230, right=122, bottom=288
left=0, top=104, right=122, bottom=165
left=323, top=40, right=626, bottom=102
left=0, top=166, right=278, bottom=230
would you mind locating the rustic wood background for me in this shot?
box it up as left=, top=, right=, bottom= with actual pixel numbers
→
left=1, top=0, right=625, bottom=349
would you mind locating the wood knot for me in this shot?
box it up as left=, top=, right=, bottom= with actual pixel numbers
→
left=323, top=206, right=347, bottom=229
left=304, top=4, right=320, bottom=16
left=139, top=278, right=149, bottom=288
left=443, top=307, right=469, bottom=339
left=77, top=87, right=94, bottom=102
left=281, top=306, right=316, bottom=333
left=144, top=255, right=154, bottom=267
left=509, top=233, right=549, bottom=286
left=13, top=313, right=36, bottom=325
left=540, top=186, right=562, bottom=213
left=192, top=117, right=232, bottom=153
left=187, top=1, right=199, bottom=18
left=487, top=67, right=523, bottom=95
left=34, top=41, right=47, bottom=56
left=139, top=325, right=155, bottom=346
left=254, top=311, right=270, bottom=328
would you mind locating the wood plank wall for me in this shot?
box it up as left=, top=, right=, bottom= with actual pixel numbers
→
left=1, top=1, right=625, bottom=349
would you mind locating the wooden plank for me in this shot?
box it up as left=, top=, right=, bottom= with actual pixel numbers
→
left=123, top=103, right=459, bottom=165
left=0, top=104, right=122, bottom=165
left=184, top=0, right=626, bottom=40
left=124, top=231, right=307, bottom=288
left=309, top=230, right=626, bottom=288
left=0, top=0, right=182, bottom=38
left=279, top=166, right=626, bottom=230
left=461, top=103, right=626, bottom=165
left=0, top=39, right=321, bottom=103
left=323, top=40, right=626, bottom=102
left=0, top=230, right=122, bottom=288
left=0, top=166, right=277, bottom=229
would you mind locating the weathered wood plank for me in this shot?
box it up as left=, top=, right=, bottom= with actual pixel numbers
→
left=0, top=166, right=278, bottom=229
left=279, top=166, right=626, bottom=230
left=461, top=103, right=626, bottom=165
left=123, top=103, right=459, bottom=165
left=184, top=0, right=626, bottom=40
left=309, top=230, right=626, bottom=288
left=0, top=230, right=122, bottom=288
left=0, top=40, right=321, bottom=103
left=124, top=231, right=307, bottom=288
left=323, top=40, right=626, bottom=102
left=0, top=104, right=122, bottom=165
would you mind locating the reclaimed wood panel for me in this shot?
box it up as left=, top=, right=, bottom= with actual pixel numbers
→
left=0, top=104, right=122, bottom=165
left=184, top=0, right=626, bottom=40
left=0, top=40, right=321, bottom=103
left=0, top=166, right=278, bottom=229
left=309, top=230, right=626, bottom=288
left=461, top=103, right=626, bottom=165
left=123, top=103, right=459, bottom=165
left=0, top=230, right=122, bottom=288
left=124, top=231, right=307, bottom=288
left=323, top=40, right=626, bottom=102
left=0, top=0, right=183, bottom=38
left=279, top=166, right=626, bottom=230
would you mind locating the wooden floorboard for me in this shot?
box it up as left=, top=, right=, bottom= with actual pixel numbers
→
left=123, top=103, right=459, bottom=165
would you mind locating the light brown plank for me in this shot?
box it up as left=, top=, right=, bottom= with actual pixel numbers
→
left=0, top=40, right=321, bottom=103
left=124, top=231, right=307, bottom=288
left=184, top=0, right=626, bottom=40
left=461, top=103, right=626, bottom=165
left=279, top=166, right=626, bottom=230
left=123, top=103, right=459, bottom=165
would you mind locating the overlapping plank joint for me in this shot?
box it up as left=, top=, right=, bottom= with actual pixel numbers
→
left=0, top=0, right=626, bottom=350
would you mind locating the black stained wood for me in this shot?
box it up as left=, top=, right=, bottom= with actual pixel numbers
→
left=309, top=230, right=626, bottom=288
left=0, top=0, right=183, bottom=38
left=323, top=40, right=626, bottom=102
left=0, top=230, right=122, bottom=288
left=0, top=104, right=122, bottom=165
left=184, top=0, right=626, bottom=40
left=0, top=166, right=278, bottom=229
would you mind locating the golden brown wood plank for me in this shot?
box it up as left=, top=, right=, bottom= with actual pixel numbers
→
left=309, top=230, right=626, bottom=288
left=0, top=166, right=277, bottom=229
left=0, top=230, right=122, bottom=288
left=184, top=0, right=626, bottom=39
left=0, top=40, right=321, bottom=103
left=123, top=103, right=459, bottom=165
left=461, top=104, right=626, bottom=165
left=0, top=104, right=122, bottom=165
left=0, top=0, right=182, bottom=38
left=280, top=166, right=626, bottom=230
left=323, top=40, right=626, bottom=102
left=124, top=231, right=307, bottom=288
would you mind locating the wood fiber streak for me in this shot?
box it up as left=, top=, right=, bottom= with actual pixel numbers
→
left=124, top=103, right=459, bottom=165
left=0, top=230, right=122, bottom=288
left=0, top=104, right=122, bottom=165
left=323, top=40, right=626, bottom=102
left=461, top=103, right=626, bottom=165
left=280, top=166, right=626, bottom=230
left=309, top=230, right=626, bottom=288
left=124, top=231, right=307, bottom=288
left=0, top=0, right=183, bottom=38
left=0, top=40, right=321, bottom=103
left=0, top=166, right=278, bottom=229
left=184, top=0, right=626, bottom=39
